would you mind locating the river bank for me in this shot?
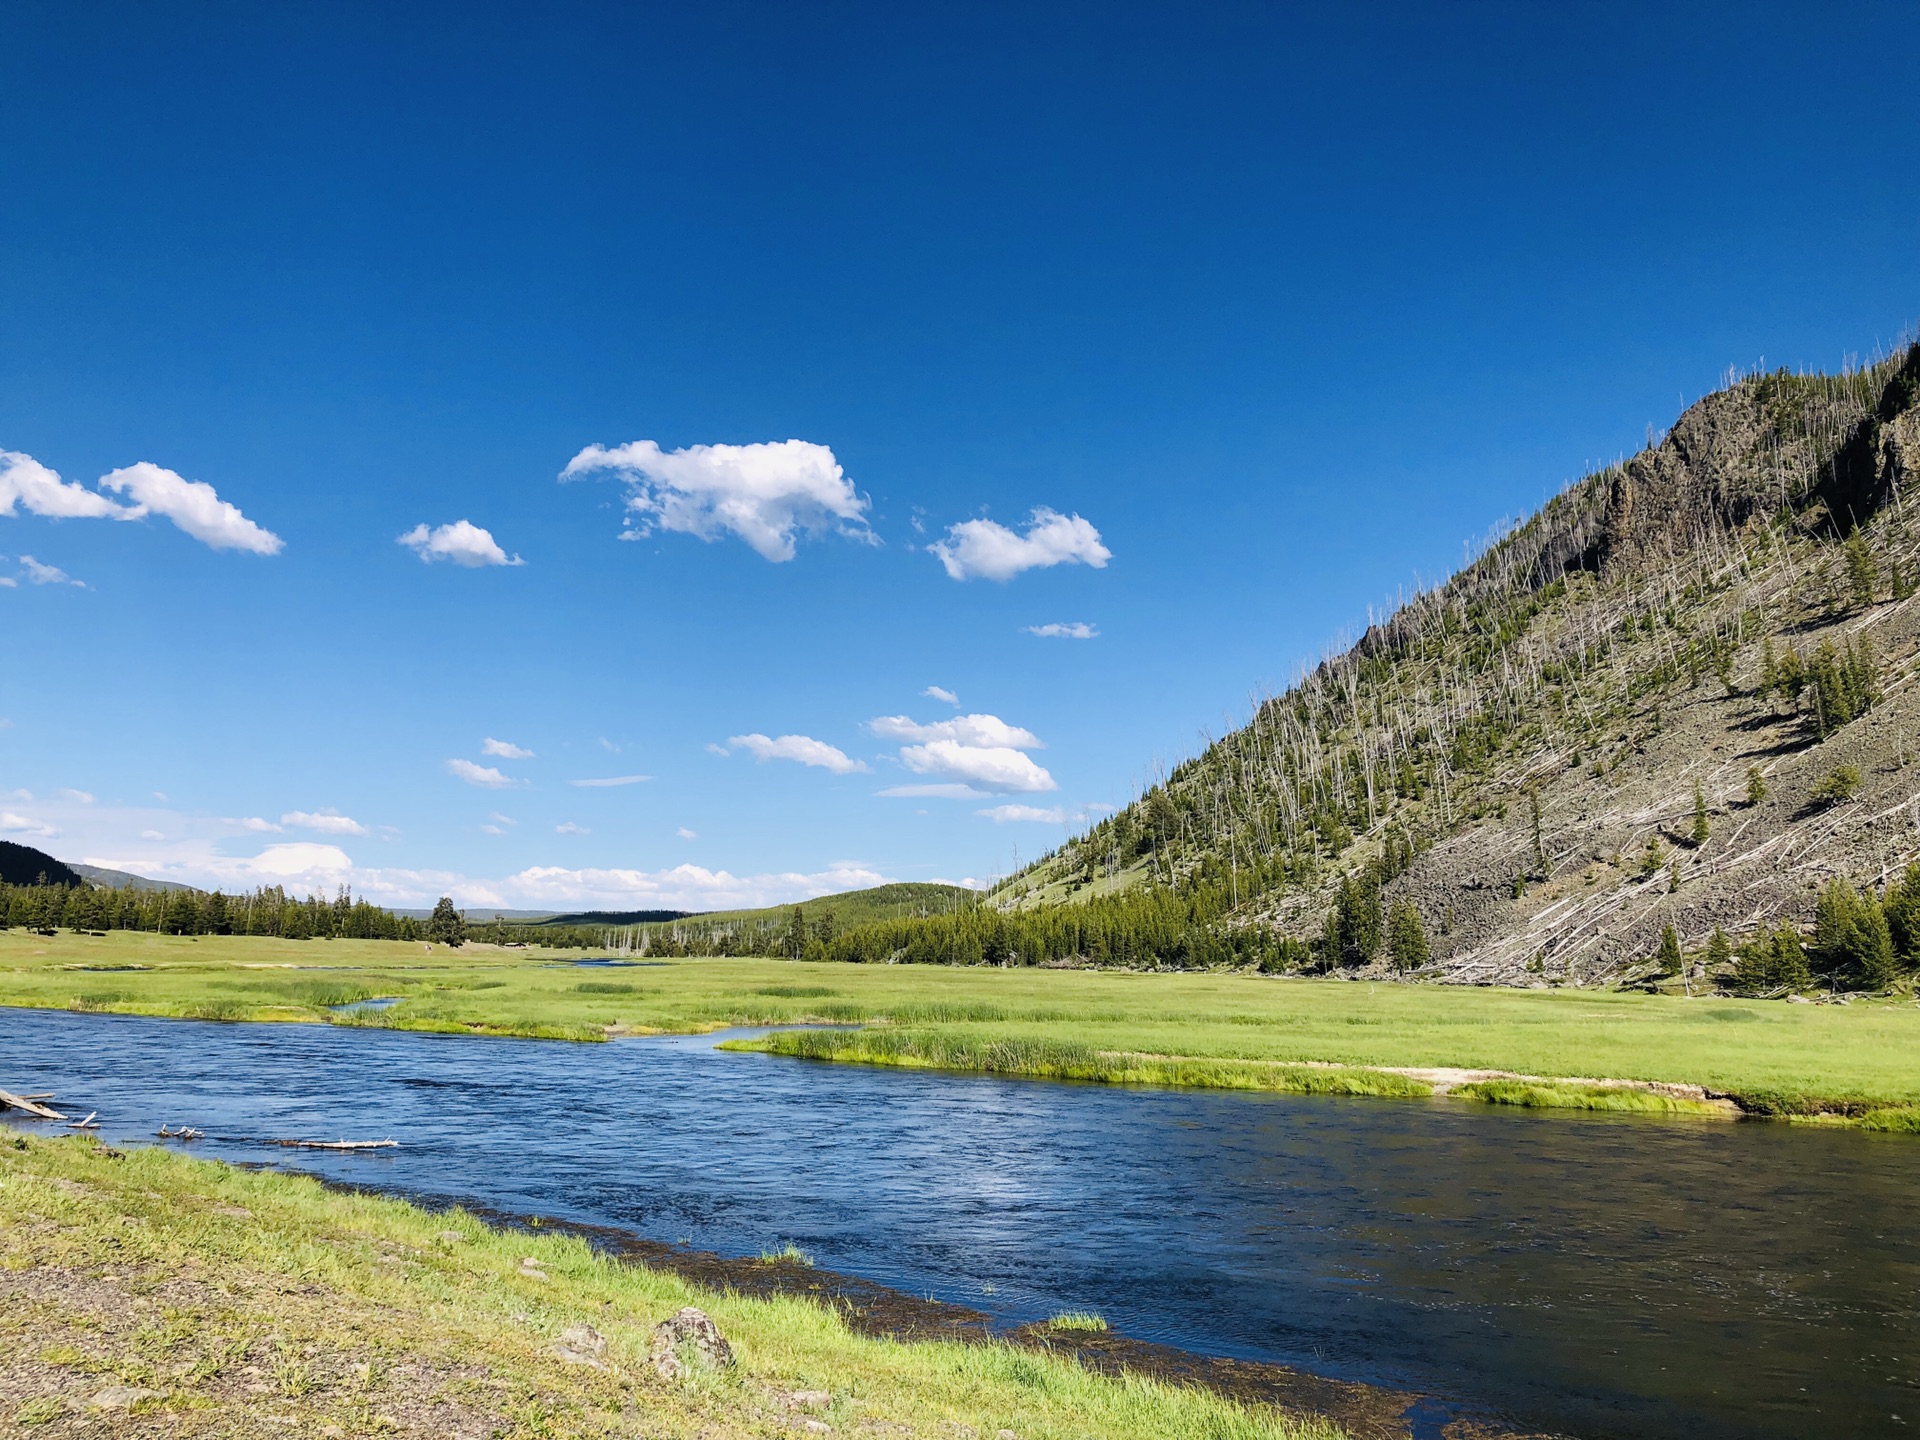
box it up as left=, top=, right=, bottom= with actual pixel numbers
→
left=0, top=1127, right=1355, bottom=1440
left=4, top=930, right=1918, bottom=1124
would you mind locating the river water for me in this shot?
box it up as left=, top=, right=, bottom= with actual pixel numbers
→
left=1, top=1008, right=1914, bottom=1439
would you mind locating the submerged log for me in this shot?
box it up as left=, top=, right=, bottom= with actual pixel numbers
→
left=0, top=1088, right=68, bottom=1121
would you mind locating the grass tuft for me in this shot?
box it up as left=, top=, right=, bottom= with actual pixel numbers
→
left=1453, top=1079, right=1726, bottom=1115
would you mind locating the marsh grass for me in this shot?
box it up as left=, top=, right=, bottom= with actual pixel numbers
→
left=5, top=931, right=1919, bottom=1115
left=729, top=1029, right=1433, bottom=1098
left=0, top=1129, right=1343, bottom=1440
left=758, top=1242, right=816, bottom=1266
left=1451, top=1079, right=1727, bottom=1116
left=1045, top=1311, right=1110, bottom=1332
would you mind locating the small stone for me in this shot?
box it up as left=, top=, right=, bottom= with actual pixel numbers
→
left=803, top=1422, right=832, bottom=1435
left=649, top=1305, right=734, bottom=1380
left=788, top=1389, right=832, bottom=1409
left=89, top=1384, right=161, bottom=1411
left=551, top=1324, right=609, bottom=1368
left=997, top=1431, right=1018, bottom=1439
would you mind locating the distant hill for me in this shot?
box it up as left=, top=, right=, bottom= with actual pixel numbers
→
left=68, top=862, right=193, bottom=894
left=513, top=882, right=980, bottom=934
left=0, top=842, right=86, bottom=888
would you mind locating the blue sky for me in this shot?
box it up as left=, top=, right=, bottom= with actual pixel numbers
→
left=2, top=2, right=1917, bottom=911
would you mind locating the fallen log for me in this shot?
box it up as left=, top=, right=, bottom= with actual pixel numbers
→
left=270, top=1138, right=398, bottom=1151
left=0, top=1088, right=68, bottom=1121
left=66, top=1111, right=99, bottom=1130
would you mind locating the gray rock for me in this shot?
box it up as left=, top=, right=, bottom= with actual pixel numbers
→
left=649, top=1305, right=734, bottom=1380
left=551, top=1324, right=608, bottom=1368
left=89, top=1385, right=161, bottom=1411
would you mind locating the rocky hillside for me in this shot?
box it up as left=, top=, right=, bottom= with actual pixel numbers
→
left=1005, top=341, right=1920, bottom=985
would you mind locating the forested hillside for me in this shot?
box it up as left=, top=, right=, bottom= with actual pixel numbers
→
left=968, top=341, right=1920, bottom=986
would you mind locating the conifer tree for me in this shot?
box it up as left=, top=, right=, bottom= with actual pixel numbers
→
left=427, top=896, right=466, bottom=947
left=1746, top=764, right=1768, bottom=805
left=1691, top=782, right=1709, bottom=846
left=1386, top=900, right=1430, bottom=972
left=1656, top=923, right=1683, bottom=977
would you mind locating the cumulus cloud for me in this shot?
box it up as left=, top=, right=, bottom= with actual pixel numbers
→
left=0, top=450, right=125, bottom=520
left=723, top=733, right=870, bottom=774
left=929, top=508, right=1110, bottom=582
left=18, top=555, right=83, bottom=587
left=0, top=810, right=57, bottom=838
left=280, top=810, right=369, bottom=837
left=483, top=737, right=534, bottom=759
left=569, top=774, right=652, bottom=788
left=977, top=804, right=1068, bottom=824
left=447, top=758, right=518, bottom=788
left=676, top=827, right=698, bottom=839
left=870, top=710, right=1056, bottom=794
left=562, top=439, right=872, bottom=562
left=870, top=714, right=1044, bottom=750
left=922, top=686, right=960, bottom=706
left=1026, top=621, right=1098, bottom=639
left=399, top=520, right=522, bottom=568
left=57, top=789, right=94, bottom=804
left=555, top=822, right=590, bottom=835
left=239, top=842, right=354, bottom=879
left=495, top=859, right=888, bottom=911
left=235, top=816, right=282, bottom=832
left=99, top=462, right=282, bottom=554
left=899, top=740, right=1056, bottom=793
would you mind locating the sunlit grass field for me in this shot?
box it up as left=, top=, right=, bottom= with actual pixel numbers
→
left=3, top=928, right=1918, bottom=1112
left=0, top=1128, right=1343, bottom=1440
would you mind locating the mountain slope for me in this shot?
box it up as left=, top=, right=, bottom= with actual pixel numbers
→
left=1005, top=341, right=1920, bottom=984
left=0, top=843, right=86, bottom=889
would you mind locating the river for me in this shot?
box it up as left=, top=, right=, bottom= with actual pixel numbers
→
left=1, top=1008, right=1914, bottom=1439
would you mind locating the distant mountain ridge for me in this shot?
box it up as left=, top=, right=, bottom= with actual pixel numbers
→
left=0, top=842, right=85, bottom=889
left=68, top=862, right=193, bottom=893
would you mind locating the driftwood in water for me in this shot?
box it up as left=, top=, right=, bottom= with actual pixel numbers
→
left=271, top=1138, right=398, bottom=1151
left=156, top=1125, right=205, bottom=1140
left=0, top=1088, right=67, bottom=1121
left=66, top=1111, right=99, bottom=1130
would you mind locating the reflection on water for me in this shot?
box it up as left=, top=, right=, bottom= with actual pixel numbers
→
left=1, top=1008, right=1914, bottom=1440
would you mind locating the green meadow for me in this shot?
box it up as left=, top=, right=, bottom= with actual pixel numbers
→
left=4, top=928, right=1918, bottom=1120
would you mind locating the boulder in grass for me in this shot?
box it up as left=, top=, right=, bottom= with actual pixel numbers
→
left=551, top=1324, right=608, bottom=1368
left=649, top=1306, right=733, bottom=1380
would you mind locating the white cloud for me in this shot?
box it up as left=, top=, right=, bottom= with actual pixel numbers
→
left=0, top=577, right=13, bottom=587
left=399, top=520, right=522, bottom=568
left=99, top=462, right=282, bottom=554
left=922, top=685, right=960, bottom=706
left=870, top=713, right=1044, bottom=750
left=570, top=774, right=652, bottom=788
left=57, top=789, right=94, bottom=804
left=555, top=822, right=590, bottom=835
left=495, top=859, right=889, bottom=911
left=0, top=450, right=125, bottom=520
left=1026, top=621, right=1098, bottom=639
left=234, top=816, right=282, bottom=832
left=139, top=829, right=166, bottom=840
left=724, top=733, right=870, bottom=774
left=0, top=810, right=56, bottom=838
left=598, top=737, right=620, bottom=752
left=447, top=758, right=518, bottom=788
left=240, top=842, right=354, bottom=879
left=676, top=827, right=698, bottom=839
left=481, top=824, right=508, bottom=836
left=19, top=555, right=83, bottom=587
left=870, top=710, right=1055, bottom=794
left=562, top=439, right=872, bottom=562
left=877, top=783, right=990, bottom=800
left=977, top=804, right=1068, bottom=824
left=488, top=811, right=517, bottom=827
left=483, top=737, right=535, bottom=759
left=280, top=810, right=369, bottom=837
left=929, top=508, right=1110, bottom=582
left=899, top=740, right=1057, bottom=793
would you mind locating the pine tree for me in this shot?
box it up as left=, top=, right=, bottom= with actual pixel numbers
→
left=1691, top=782, right=1710, bottom=846
left=1844, top=533, right=1879, bottom=609
left=1704, top=926, right=1732, bottom=972
left=1746, top=764, right=1768, bottom=805
left=427, top=896, right=466, bottom=947
left=1386, top=901, right=1431, bottom=972
left=1656, top=924, right=1683, bottom=976
left=1883, top=863, right=1920, bottom=971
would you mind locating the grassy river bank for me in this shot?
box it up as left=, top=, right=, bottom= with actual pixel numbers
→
left=0, top=1128, right=1348, bottom=1440
left=3, top=929, right=1918, bottom=1126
